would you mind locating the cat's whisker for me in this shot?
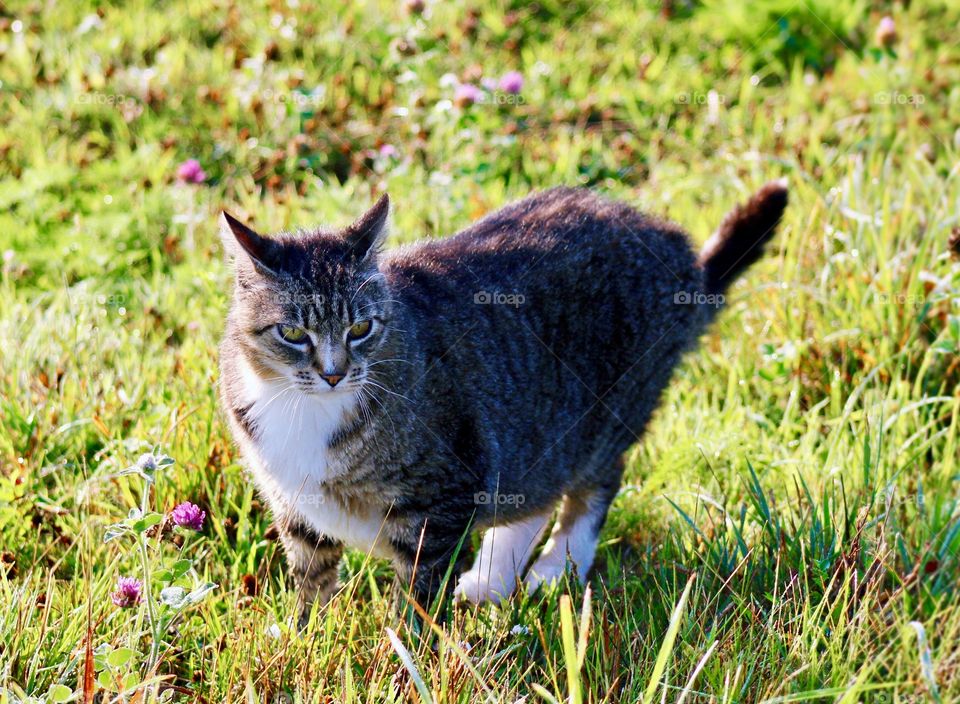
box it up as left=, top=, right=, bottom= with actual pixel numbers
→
left=361, top=377, right=412, bottom=404
left=351, top=272, right=384, bottom=303
left=357, top=384, right=398, bottom=441
left=355, top=387, right=390, bottom=456
left=249, top=383, right=298, bottom=421
left=365, top=358, right=414, bottom=368
left=355, top=299, right=400, bottom=312
left=286, top=391, right=307, bottom=452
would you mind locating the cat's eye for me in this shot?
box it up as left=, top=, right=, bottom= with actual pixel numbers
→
left=277, top=324, right=309, bottom=344
left=347, top=319, right=372, bottom=341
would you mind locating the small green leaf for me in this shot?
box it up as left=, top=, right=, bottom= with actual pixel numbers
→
left=47, top=684, right=73, bottom=702
left=106, top=647, right=135, bottom=668
left=93, top=643, right=112, bottom=671
left=154, top=569, right=174, bottom=583
left=160, top=586, right=187, bottom=608
left=97, top=669, right=116, bottom=691
left=185, top=582, right=218, bottom=606
left=103, top=524, right=129, bottom=543
left=172, top=559, right=192, bottom=579
left=121, top=672, right=141, bottom=693
left=130, top=512, right=163, bottom=533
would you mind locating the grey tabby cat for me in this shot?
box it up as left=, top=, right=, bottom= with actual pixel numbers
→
left=218, top=181, right=787, bottom=620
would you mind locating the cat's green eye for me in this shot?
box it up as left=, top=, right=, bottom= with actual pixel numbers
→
left=277, top=324, right=308, bottom=344
left=347, top=319, right=372, bottom=341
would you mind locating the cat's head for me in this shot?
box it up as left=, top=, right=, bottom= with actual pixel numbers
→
left=220, top=195, right=394, bottom=397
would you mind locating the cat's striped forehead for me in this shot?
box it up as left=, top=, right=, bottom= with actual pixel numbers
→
left=241, top=253, right=386, bottom=332
left=224, top=200, right=392, bottom=336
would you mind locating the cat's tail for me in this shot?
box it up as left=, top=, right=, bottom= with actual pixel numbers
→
left=698, top=180, right=788, bottom=296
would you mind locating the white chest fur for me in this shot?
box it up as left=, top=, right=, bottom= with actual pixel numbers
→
left=235, top=359, right=391, bottom=557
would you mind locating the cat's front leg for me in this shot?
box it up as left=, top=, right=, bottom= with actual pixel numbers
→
left=391, top=525, right=471, bottom=616
left=278, top=519, right=344, bottom=627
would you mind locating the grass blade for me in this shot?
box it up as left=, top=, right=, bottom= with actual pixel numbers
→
left=642, top=575, right=695, bottom=704
left=559, top=594, right=582, bottom=704
left=676, top=640, right=717, bottom=704
left=577, top=585, right=592, bottom=670
left=908, top=621, right=941, bottom=703
left=386, top=627, right=435, bottom=704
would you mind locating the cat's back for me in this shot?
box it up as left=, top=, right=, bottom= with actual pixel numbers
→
left=383, top=187, right=702, bottom=294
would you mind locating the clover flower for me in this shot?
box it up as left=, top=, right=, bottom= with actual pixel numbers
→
left=171, top=501, right=205, bottom=531
left=875, top=16, right=897, bottom=47
left=176, top=159, right=207, bottom=184
left=454, top=83, right=483, bottom=108
left=111, top=577, right=142, bottom=607
left=499, top=71, right=524, bottom=95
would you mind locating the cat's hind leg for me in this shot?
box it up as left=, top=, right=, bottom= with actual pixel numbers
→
left=454, top=512, right=552, bottom=605
left=524, top=476, right=620, bottom=594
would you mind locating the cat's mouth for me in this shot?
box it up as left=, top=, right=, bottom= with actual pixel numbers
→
left=289, top=368, right=365, bottom=398
left=298, top=383, right=356, bottom=398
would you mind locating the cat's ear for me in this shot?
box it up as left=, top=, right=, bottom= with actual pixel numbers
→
left=219, top=211, right=279, bottom=276
left=342, top=194, right=389, bottom=261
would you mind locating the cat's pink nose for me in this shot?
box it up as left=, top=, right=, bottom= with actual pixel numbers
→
left=319, top=373, right=345, bottom=388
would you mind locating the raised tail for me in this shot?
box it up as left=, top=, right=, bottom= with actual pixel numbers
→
left=698, top=180, right=788, bottom=295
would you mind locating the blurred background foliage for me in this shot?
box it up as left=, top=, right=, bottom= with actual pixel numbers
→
left=1, top=0, right=959, bottom=701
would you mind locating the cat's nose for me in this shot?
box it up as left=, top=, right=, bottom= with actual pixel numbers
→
left=319, top=372, right=345, bottom=388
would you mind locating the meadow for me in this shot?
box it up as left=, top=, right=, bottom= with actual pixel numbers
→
left=1, top=0, right=959, bottom=701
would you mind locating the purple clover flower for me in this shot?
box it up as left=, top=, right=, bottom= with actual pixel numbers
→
left=176, top=159, right=207, bottom=184
left=499, top=71, right=524, bottom=95
left=111, top=577, right=142, bottom=607
left=171, top=501, right=205, bottom=531
left=454, top=83, right=483, bottom=108
left=875, top=16, right=897, bottom=47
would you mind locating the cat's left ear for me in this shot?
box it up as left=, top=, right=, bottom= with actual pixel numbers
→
left=343, top=194, right=389, bottom=261
left=219, top=211, right=280, bottom=276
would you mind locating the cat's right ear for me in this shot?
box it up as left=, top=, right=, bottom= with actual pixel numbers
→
left=219, top=211, right=279, bottom=276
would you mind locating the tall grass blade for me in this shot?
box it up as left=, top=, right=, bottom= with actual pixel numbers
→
left=642, top=575, right=695, bottom=704
left=386, top=627, right=435, bottom=704
left=559, top=593, right=582, bottom=704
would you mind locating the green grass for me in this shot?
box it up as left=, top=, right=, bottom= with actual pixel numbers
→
left=1, top=0, right=959, bottom=701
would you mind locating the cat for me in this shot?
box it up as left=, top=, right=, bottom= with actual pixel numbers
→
left=218, top=181, right=788, bottom=620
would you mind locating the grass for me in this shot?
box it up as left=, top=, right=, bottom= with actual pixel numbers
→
left=1, top=0, right=958, bottom=701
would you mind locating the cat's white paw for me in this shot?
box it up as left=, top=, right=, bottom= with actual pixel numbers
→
left=456, top=514, right=553, bottom=605
left=454, top=569, right=513, bottom=605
